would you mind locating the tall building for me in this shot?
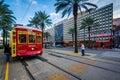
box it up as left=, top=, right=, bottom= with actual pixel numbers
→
left=44, top=27, right=55, bottom=47
left=63, top=3, right=113, bottom=48
left=113, top=18, right=120, bottom=48
left=44, top=27, right=55, bottom=42
left=54, top=20, right=67, bottom=46
left=46, top=3, right=113, bottom=48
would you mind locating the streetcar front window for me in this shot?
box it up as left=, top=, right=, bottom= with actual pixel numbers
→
left=19, top=34, right=26, bottom=43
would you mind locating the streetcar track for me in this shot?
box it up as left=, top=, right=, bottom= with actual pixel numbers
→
left=21, top=59, right=35, bottom=80
left=45, top=50, right=120, bottom=65
left=0, top=63, right=5, bottom=79
left=36, top=56, right=82, bottom=80
left=45, top=51, right=120, bottom=74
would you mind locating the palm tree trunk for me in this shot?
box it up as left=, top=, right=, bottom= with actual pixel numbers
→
left=3, top=28, right=5, bottom=47
left=72, top=34, right=73, bottom=47
left=5, top=30, right=7, bottom=45
left=73, top=3, right=78, bottom=53
left=88, top=27, right=90, bottom=48
left=84, top=28, right=85, bottom=44
left=41, top=23, right=44, bottom=47
left=35, top=24, right=38, bottom=29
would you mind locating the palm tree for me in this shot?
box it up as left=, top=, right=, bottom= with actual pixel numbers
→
left=44, top=32, right=50, bottom=41
left=81, top=17, right=99, bottom=48
left=54, top=0, right=97, bottom=53
left=0, top=0, right=16, bottom=46
left=29, top=11, right=52, bottom=46
left=68, top=28, right=74, bottom=46
left=28, top=16, right=39, bottom=28
left=1, top=30, right=10, bottom=42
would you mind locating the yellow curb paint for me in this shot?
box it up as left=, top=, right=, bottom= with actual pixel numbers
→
left=68, top=63, right=89, bottom=74
left=5, top=62, right=9, bottom=80
left=71, top=52, right=81, bottom=54
left=46, top=72, right=70, bottom=80
left=84, top=59, right=96, bottom=64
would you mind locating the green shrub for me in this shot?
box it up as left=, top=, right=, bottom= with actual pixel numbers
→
left=0, top=45, right=4, bottom=49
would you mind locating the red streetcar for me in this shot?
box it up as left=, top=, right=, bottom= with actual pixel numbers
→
left=10, top=25, right=43, bottom=58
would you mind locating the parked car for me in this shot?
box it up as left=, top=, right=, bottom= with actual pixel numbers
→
left=56, top=44, right=63, bottom=48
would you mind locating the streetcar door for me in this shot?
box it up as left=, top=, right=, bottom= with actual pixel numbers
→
left=10, top=30, right=16, bottom=57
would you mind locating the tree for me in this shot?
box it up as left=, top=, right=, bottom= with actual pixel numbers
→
left=1, top=31, right=10, bottom=36
left=29, top=11, right=52, bottom=46
left=44, top=32, right=50, bottom=41
left=80, top=17, right=99, bottom=48
left=0, top=0, right=16, bottom=46
left=68, top=28, right=74, bottom=46
left=54, top=0, right=97, bottom=53
left=28, top=16, right=39, bottom=28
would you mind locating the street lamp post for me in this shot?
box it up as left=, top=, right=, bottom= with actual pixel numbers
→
left=112, top=28, right=115, bottom=48
left=110, top=27, right=115, bottom=48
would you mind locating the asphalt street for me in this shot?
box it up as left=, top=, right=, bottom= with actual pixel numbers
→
left=0, top=48, right=120, bottom=80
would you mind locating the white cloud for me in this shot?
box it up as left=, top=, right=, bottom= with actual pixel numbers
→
left=13, top=0, right=20, bottom=6
left=50, top=12, right=73, bottom=25
left=89, top=0, right=100, bottom=4
left=113, top=10, right=120, bottom=18
left=50, top=12, right=62, bottom=24
left=43, top=5, right=48, bottom=9
left=50, top=12, right=59, bottom=17
left=28, top=15, right=33, bottom=19
left=32, top=0, right=37, bottom=4
left=29, top=0, right=37, bottom=4
left=50, top=12, right=60, bottom=21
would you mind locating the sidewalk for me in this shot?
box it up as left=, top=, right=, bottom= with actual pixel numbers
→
left=0, top=49, right=6, bottom=80
left=44, top=48, right=120, bottom=65
left=85, top=47, right=120, bottom=52
left=52, top=46, right=120, bottom=52
left=44, top=48, right=94, bottom=57
left=65, top=46, right=120, bottom=52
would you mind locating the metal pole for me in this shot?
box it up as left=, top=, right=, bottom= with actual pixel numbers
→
left=113, top=29, right=115, bottom=48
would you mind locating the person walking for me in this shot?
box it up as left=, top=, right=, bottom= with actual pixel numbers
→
left=81, top=43, right=85, bottom=56
left=4, top=44, right=11, bottom=62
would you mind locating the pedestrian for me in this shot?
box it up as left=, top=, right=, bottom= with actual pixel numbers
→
left=101, top=42, right=103, bottom=48
left=4, top=44, right=11, bottom=62
left=102, top=43, right=104, bottom=49
left=81, top=43, right=85, bottom=56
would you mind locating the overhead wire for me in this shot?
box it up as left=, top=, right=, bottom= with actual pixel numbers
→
left=20, top=0, right=33, bottom=22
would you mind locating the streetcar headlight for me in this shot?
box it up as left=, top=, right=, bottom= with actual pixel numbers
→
left=31, top=48, right=34, bottom=50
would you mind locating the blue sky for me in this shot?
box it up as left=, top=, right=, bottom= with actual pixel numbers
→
left=4, top=0, right=120, bottom=26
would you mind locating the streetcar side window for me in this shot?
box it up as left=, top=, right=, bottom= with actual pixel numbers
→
left=29, top=35, right=35, bottom=43
left=36, top=33, right=42, bottom=44
left=37, top=36, right=41, bottom=43
left=19, top=34, right=26, bottom=43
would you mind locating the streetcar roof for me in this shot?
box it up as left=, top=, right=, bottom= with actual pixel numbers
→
left=14, top=26, right=42, bottom=32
